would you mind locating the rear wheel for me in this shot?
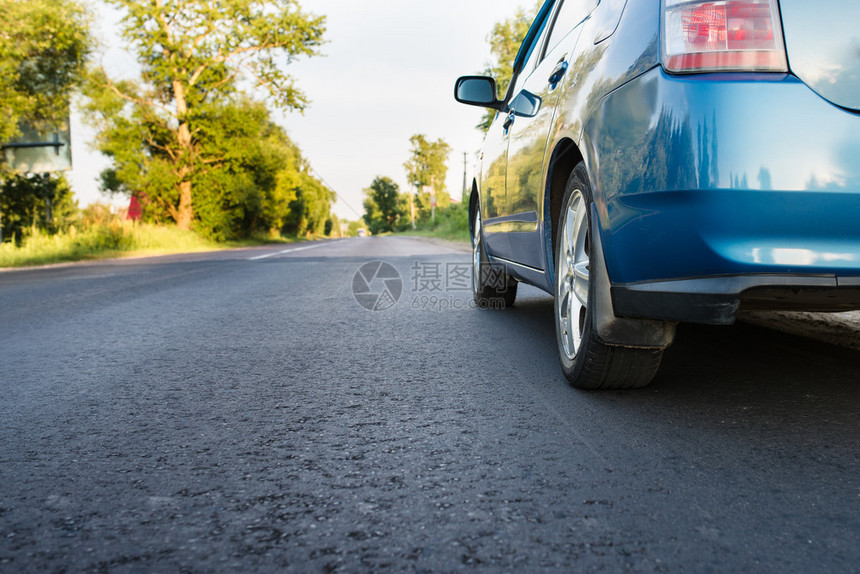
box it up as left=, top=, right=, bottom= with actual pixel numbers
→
left=472, top=207, right=517, bottom=308
left=554, top=165, right=663, bottom=389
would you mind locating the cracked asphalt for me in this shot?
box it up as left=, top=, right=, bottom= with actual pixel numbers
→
left=0, top=236, right=858, bottom=572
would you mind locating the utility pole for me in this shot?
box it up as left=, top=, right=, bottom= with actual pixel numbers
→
left=427, top=183, right=436, bottom=224
left=462, top=152, right=468, bottom=202
left=410, top=185, right=416, bottom=229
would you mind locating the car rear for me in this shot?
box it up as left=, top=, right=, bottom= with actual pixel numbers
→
left=589, top=0, right=860, bottom=324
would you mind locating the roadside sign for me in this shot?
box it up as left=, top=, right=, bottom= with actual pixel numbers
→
left=1, top=121, right=72, bottom=173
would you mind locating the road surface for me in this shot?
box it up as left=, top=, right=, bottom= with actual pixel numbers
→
left=1, top=236, right=858, bottom=572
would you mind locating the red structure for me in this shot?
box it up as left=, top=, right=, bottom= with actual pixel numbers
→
left=127, top=195, right=142, bottom=221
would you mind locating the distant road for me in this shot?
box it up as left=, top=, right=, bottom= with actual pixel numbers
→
left=1, top=236, right=858, bottom=572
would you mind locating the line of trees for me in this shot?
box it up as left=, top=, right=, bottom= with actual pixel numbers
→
left=362, top=3, right=544, bottom=235
left=3, top=0, right=538, bottom=244
left=363, top=134, right=458, bottom=235
left=1, top=0, right=336, bottom=243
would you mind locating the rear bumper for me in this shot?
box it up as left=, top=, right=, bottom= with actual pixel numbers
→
left=612, top=275, right=860, bottom=324
left=585, top=67, right=860, bottom=322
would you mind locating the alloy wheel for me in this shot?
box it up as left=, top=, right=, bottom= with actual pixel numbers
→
left=556, top=189, right=590, bottom=360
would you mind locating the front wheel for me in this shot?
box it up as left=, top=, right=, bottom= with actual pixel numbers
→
left=554, top=165, right=663, bottom=389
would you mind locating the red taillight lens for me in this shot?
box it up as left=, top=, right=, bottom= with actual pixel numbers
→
left=662, top=0, right=788, bottom=73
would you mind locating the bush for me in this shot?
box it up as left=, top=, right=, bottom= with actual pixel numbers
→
left=0, top=173, right=78, bottom=244
left=405, top=201, right=469, bottom=242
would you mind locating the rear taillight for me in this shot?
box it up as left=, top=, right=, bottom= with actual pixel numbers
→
left=662, top=0, right=788, bottom=73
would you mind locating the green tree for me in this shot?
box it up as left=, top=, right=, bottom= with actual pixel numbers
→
left=478, top=1, right=540, bottom=131
left=324, top=213, right=338, bottom=237
left=363, top=176, right=406, bottom=235
left=0, top=0, right=92, bottom=144
left=86, top=0, right=325, bottom=230
left=283, top=170, right=335, bottom=237
left=193, top=99, right=309, bottom=240
left=93, top=95, right=327, bottom=241
left=403, top=134, right=451, bottom=220
left=0, top=173, right=78, bottom=244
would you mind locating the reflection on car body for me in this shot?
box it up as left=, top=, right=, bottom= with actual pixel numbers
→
left=456, top=0, right=860, bottom=389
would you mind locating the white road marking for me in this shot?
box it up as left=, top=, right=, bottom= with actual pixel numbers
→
left=248, top=242, right=330, bottom=261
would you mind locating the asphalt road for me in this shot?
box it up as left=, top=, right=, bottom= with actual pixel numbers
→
left=0, top=236, right=858, bottom=572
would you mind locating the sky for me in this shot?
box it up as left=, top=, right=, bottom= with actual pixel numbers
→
left=68, top=0, right=530, bottom=221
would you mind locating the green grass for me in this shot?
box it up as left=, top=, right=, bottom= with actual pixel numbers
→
left=399, top=226, right=469, bottom=244
left=0, top=223, right=304, bottom=268
left=397, top=203, right=470, bottom=244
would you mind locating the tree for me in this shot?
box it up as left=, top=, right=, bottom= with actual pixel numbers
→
left=92, top=95, right=329, bottom=241
left=0, top=174, right=78, bottom=243
left=192, top=98, right=311, bottom=240
left=86, top=0, right=326, bottom=230
left=324, top=213, right=338, bottom=237
left=0, top=0, right=92, bottom=144
left=282, top=170, right=335, bottom=237
left=0, top=1, right=89, bottom=243
left=363, top=176, right=406, bottom=235
left=403, top=134, right=451, bottom=220
left=478, top=1, right=540, bottom=131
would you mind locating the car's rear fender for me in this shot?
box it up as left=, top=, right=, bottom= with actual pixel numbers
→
left=583, top=66, right=860, bottom=285
left=538, top=0, right=662, bottom=285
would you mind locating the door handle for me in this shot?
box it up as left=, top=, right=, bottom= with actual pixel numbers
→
left=503, top=111, right=515, bottom=131
left=548, top=61, right=569, bottom=88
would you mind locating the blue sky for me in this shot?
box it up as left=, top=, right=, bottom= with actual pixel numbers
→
left=69, top=0, right=529, bottom=220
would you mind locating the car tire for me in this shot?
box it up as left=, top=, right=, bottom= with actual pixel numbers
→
left=472, top=206, right=517, bottom=308
left=554, top=164, right=663, bottom=389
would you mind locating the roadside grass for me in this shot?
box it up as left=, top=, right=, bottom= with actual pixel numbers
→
left=399, top=226, right=469, bottom=244
left=0, top=223, right=305, bottom=268
left=396, top=203, right=470, bottom=244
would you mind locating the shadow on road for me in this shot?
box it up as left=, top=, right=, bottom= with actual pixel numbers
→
left=483, top=288, right=860, bottom=439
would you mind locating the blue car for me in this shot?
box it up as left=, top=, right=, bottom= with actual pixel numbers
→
left=455, top=0, right=860, bottom=389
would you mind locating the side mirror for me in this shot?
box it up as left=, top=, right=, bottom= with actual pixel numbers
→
left=454, top=76, right=503, bottom=110
left=510, top=90, right=542, bottom=118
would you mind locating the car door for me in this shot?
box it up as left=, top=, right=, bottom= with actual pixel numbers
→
left=478, top=114, right=510, bottom=257
left=503, top=0, right=598, bottom=269
left=480, top=0, right=558, bottom=261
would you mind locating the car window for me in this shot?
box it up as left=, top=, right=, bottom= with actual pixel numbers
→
left=513, top=0, right=558, bottom=74
left=545, top=0, right=599, bottom=55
